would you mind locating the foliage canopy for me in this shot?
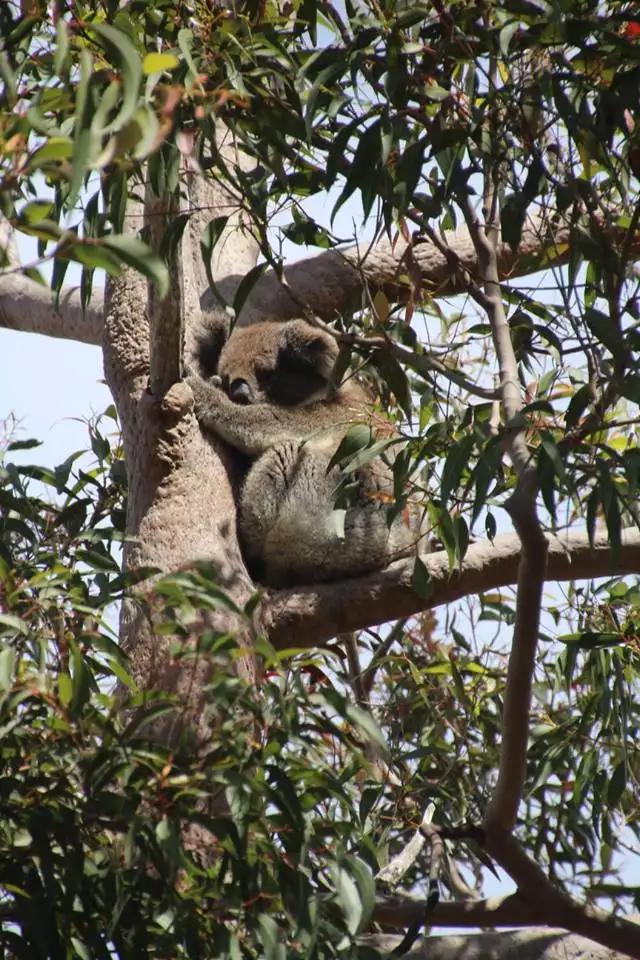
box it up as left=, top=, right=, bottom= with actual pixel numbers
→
left=0, top=0, right=639, bottom=956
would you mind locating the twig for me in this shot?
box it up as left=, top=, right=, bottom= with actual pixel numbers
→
left=376, top=804, right=436, bottom=887
left=376, top=804, right=440, bottom=956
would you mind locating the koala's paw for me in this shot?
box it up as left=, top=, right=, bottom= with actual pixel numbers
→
left=185, top=374, right=211, bottom=417
left=186, top=374, right=228, bottom=428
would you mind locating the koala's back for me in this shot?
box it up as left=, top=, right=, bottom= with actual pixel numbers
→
left=239, top=389, right=417, bottom=585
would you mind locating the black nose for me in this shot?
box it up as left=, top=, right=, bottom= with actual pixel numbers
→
left=229, top=379, right=253, bottom=404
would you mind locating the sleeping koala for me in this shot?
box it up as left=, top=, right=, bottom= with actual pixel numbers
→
left=188, top=319, right=422, bottom=586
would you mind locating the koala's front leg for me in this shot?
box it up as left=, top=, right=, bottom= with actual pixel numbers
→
left=186, top=375, right=226, bottom=432
left=186, top=375, right=290, bottom=457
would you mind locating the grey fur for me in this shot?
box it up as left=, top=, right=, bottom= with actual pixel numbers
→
left=188, top=319, right=422, bottom=586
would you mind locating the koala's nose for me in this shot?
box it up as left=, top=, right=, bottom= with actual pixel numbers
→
left=229, top=378, right=253, bottom=405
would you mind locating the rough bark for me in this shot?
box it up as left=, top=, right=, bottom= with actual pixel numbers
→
left=101, top=174, right=259, bottom=747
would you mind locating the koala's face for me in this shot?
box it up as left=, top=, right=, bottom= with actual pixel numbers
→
left=217, top=320, right=340, bottom=407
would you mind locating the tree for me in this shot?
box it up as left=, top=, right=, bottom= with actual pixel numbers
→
left=0, top=0, right=639, bottom=957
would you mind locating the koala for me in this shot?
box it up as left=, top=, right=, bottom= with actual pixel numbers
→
left=188, top=319, right=422, bottom=587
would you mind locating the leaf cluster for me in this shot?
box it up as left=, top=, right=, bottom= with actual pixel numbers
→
left=1, top=422, right=639, bottom=959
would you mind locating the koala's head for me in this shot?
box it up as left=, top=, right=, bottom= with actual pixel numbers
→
left=217, top=320, right=339, bottom=406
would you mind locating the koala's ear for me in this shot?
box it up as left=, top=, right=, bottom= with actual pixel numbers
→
left=270, top=320, right=339, bottom=406
left=279, top=320, right=338, bottom=380
left=191, top=307, right=231, bottom=379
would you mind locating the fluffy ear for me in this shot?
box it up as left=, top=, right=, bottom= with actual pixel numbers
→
left=279, top=320, right=338, bottom=379
left=191, top=306, right=231, bottom=378
left=272, top=320, right=339, bottom=406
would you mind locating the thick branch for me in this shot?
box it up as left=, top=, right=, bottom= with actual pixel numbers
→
left=260, top=529, right=640, bottom=649
left=146, top=186, right=184, bottom=396
left=0, top=273, right=102, bottom=344
left=373, top=890, right=640, bottom=958
left=5, top=212, right=638, bottom=346
left=369, top=923, right=639, bottom=960
left=482, top=833, right=640, bottom=959
left=237, top=212, right=640, bottom=324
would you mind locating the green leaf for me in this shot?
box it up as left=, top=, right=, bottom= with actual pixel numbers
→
left=258, top=915, right=284, bottom=960
left=540, top=430, right=565, bottom=480
left=159, top=212, right=189, bottom=262
left=564, top=384, right=591, bottom=428
left=327, top=424, right=374, bottom=471
left=499, top=21, right=520, bottom=55
left=12, top=829, right=32, bottom=849
left=330, top=863, right=363, bottom=936
left=370, top=349, right=413, bottom=421
left=68, top=49, right=94, bottom=210
left=411, top=556, right=433, bottom=599
left=572, top=631, right=622, bottom=649
left=101, top=235, right=169, bottom=296
left=267, top=766, right=304, bottom=830
left=53, top=17, right=69, bottom=76
left=0, top=646, right=16, bottom=689
left=200, top=216, right=229, bottom=303
left=441, top=434, right=475, bottom=504
left=143, top=52, right=179, bottom=74
left=232, top=262, right=268, bottom=319
left=58, top=672, right=73, bottom=706
left=537, top=442, right=558, bottom=522
left=70, top=641, right=93, bottom=715
left=18, top=200, right=54, bottom=224
left=341, top=437, right=398, bottom=475
left=332, top=119, right=382, bottom=223
left=60, top=240, right=123, bottom=273
left=501, top=192, right=528, bottom=250
left=90, top=24, right=143, bottom=133
left=177, top=28, right=198, bottom=78
left=607, top=761, right=627, bottom=806
left=0, top=615, right=28, bottom=638
left=345, top=704, right=387, bottom=753
left=584, top=307, right=624, bottom=358
left=345, top=856, right=375, bottom=931
left=70, top=939, right=91, bottom=960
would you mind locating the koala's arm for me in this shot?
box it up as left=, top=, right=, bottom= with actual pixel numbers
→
left=187, top=375, right=324, bottom=456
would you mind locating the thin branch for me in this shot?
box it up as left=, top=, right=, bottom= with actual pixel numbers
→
left=461, top=190, right=549, bottom=834
left=483, top=833, right=640, bottom=959
left=342, top=633, right=367, bottom=704
left=411, top=822, right=640, bottom=957
left=376, top=805, right=436, bottom=888
left=302, top=310, right=501, bottom=402
left=361, top=617, right=409, bottom=700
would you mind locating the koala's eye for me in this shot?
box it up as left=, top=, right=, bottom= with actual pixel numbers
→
left=228, top=378, right=254, bottom=405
